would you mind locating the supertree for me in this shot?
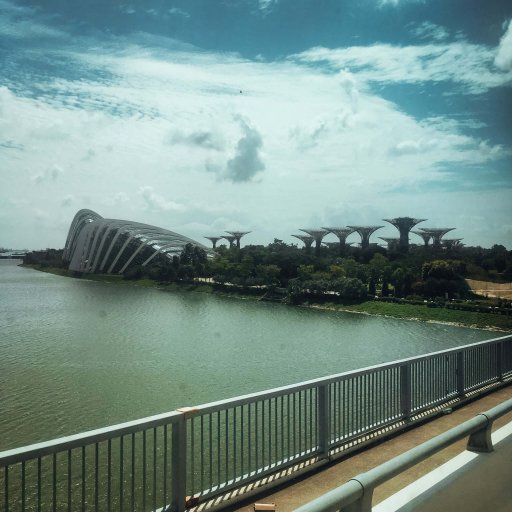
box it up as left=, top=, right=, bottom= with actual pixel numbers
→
left=347, top=225, right=384, bottom=249
left=225, top=231, right=251, bottom=249
left=321, top=227, right=355, bottom=254
left=383, top=217, right=427, bottom=252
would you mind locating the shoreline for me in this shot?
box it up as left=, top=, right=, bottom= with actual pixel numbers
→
left=305, top=303, right=506, bottom=332
left=22, top=264, right=512, bottom=333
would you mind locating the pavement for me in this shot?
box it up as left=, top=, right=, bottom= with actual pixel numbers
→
left=230, top=385, right=512, bottom=512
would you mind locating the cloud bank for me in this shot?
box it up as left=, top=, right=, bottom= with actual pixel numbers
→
left=0, top=1, right=511, bottom=249
left=495, top=19, right=512, bottom=72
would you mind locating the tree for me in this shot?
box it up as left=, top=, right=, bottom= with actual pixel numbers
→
left=255, top=264, right=281, bottom=286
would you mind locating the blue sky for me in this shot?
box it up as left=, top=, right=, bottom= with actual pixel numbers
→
left=1, top=0, right=511, bottom=249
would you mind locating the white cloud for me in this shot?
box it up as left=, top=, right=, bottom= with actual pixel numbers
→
left=223, top=117, right=265, bottom=183
left=257, top=0, right=278, bottom=13
left=138, top=186, right=186, bottom=213
left=389, top=139, right=439, bottom=156
left=293, top=41, right=512, bottom=93
left=102, top=192, right=130, bottom=207
left=61, top=194, right=74, bottom=207
left=0, top=0, right=65, bottom=39
left=168, top=7, right=190, bottom=18
left=410, top=21, right=450, bottom=42
left=0, top=25, right=510, bottom=248
left=168, top=128, right=224, bottom=150
left=495, top=19, right=512, bottom=71
left=120, top=6, right=136, bottom=15
left=31, top=164, right=64, bottom=184
left=378, top=0, right=424, bottom=7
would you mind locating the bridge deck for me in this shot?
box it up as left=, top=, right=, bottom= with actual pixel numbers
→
left=231, top=385, right=512, bottom=512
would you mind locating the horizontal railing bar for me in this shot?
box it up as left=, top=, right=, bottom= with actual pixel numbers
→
left=0, top=410, right=182, bottom=466
left=186, top=335, right=512, bottom=416
left=3, top=335, right=510, bottom=463
left=1, top=334, right=510, bottom=512
left=360, top=415, right=487, bottom=488
left=295, top=397, right=512, bottom=512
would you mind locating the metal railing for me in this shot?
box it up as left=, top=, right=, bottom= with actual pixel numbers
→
left=294, top=397, right=512, bottom=512
left=1, top=334, right=511, bottom=512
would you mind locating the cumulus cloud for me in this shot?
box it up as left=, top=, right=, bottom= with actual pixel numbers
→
left=289, top=108, right=356, bottom=149
left=389, top=139, right=440, bottom=156
left=31, top=165, right=64, bottom=184
left=138, top=186, right=185, bottom=212
left=223, top=118, right=265, bottom=183
left=0, top=11, right=510, bottom=248
left=61, top=195, right=74, bottom=207
left=495, top=19, right=512, bottom=71
left=168, top=129, right=224, bottom=150
left=102, top=192, right=130, bottom=207
left=337, top=70, right=360, bottom=111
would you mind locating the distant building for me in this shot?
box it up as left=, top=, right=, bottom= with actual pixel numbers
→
left=0, top=250, right=27, bottom=259
left=63, top=209, right=211, bottom=274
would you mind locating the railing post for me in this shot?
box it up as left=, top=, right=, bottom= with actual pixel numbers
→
left=317, top=384, right=330, bottom=459
left=467, top=414, right=494, bottom=453
left=171, top=413, right=187, bottom=512
left=456, top=351, right=465, bottom=398
left=400, top=364, right=411, bottom=421
left=497, top=341, right=504, bottom=382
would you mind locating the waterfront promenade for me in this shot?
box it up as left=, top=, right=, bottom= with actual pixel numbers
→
left=233, top=385, right=512, bottom=512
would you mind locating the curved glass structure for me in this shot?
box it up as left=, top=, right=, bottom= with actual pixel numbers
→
left=63, top=209, right=211, bottom=274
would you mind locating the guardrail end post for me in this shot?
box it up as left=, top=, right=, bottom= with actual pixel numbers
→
left=467, top=414, right=494, bottom=453
left=344, top=480, right=373, bottom=512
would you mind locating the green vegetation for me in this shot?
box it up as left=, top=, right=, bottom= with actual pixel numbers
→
left=23, top=240, right=512, bottom=331
left=331, top=301, right=512, bottom=331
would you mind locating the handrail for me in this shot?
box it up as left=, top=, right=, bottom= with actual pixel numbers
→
left=294, top=398, right=512, bottom=512
left=2, top=334, right=510, bottom=456
left=0, top=411, right=182, bottom=466
left=165, top=333, right=512, bottom=417
left=1, top=334, right=511, bottom=512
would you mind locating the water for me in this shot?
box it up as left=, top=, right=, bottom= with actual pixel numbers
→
left=0, top=260, right=495, bottom=450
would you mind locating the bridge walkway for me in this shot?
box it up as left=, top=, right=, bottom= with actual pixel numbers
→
left=231, top=385, right=512, bottom=512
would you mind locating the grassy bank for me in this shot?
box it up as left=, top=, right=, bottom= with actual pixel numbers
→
left=23, top=264, right=512, bottom=332
left=314, top=300, right=512, bottom=332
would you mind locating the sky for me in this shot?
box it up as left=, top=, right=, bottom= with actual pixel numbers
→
left=1, top=0, right=511, bottom=251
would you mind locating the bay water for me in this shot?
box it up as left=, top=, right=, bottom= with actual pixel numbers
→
left=0, top=260, right=494, bottom=450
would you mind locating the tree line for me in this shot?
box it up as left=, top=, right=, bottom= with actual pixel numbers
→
left=23, top=241, right=512, bottom=305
